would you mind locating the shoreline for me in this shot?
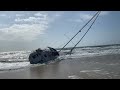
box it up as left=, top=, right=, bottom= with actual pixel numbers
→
left=0, top=54, right=120, bottom=79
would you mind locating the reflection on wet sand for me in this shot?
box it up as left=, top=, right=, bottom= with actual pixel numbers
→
left=29, top=60, right=62, bottom=79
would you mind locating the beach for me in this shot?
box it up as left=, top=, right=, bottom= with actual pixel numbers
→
left=0, top=11, right=120, bottom=79
left=0, top=54, right=120, bottom=79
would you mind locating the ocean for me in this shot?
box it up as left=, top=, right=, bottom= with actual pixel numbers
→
left=0, top=44, right=120, bottom=79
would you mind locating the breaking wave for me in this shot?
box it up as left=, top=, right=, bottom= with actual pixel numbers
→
left=0, top=44, right=120, bottom=71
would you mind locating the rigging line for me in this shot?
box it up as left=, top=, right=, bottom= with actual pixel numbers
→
left=59, top=11, right=100, bottom=52
left=69, top=11, right=101, bottom=54
left=57, top=42, right=67, bottom=49
left=64, top=12, right=86, bottom=36
left=64, top=34, right=75, bottom=46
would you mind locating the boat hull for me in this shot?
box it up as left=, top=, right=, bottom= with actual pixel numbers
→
left=29, top=47, right=59, bottom=64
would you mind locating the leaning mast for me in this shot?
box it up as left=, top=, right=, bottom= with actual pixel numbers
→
left=59, top=11, right=101, bottom=53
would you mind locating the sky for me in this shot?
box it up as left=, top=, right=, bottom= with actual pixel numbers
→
left=0, top=11, right=120, bottom=51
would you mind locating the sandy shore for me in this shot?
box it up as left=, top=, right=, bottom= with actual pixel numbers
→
left=0, top=54, right=120, bottom=79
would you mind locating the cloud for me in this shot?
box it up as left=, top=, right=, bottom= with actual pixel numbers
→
left=54, top=12, right=64, bottom=17
left=68, top=11, right=110, bottom=23
left=68, top=13, right=93, bottom=23
left=16, top=14, right=24, bottom=17
left=34, top=12, right=45, bottom=16
left=0, top=13, right=49, bottom=42
left=0, top=24, right=47, bottom=42
left=100, top=11, right=110, bottom=16
left=15, top=17, right=48, bottom=24
left=55, top=13, right=61, bottom=17
left=0, top=24, right=8, bottom=27
left=15, top=12, right=48, bottom=25
left=80, top=13, right=92, bottom=21
left=47, top=12, right=64, bottom=23
left=0, top=14, right=6, bottom=17
left=34, top=12, right=48, bottom=20
left=0, top=12, right=64, bottom=42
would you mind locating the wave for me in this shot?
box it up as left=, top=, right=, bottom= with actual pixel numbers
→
left=0, top=44, right=120, bottom=71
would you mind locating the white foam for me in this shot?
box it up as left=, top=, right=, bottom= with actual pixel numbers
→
left=0, top=62, right=30, bottom=71
left=0, top=51, right=31, bottom=62
left=80, top=70, right=101, bottom=73
left=68, top=75, right=81, bottom=79
left=0, top=45, right=120, bottom=71
left=62, top=45, right=120, bottom=59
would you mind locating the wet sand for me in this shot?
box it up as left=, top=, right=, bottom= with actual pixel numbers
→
left=0, top=54, right=120, bottom=79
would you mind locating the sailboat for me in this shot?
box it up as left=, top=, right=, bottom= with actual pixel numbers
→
left=29, top=47, right=59, bottom=64
left=29, top=11, right=101, bottom=64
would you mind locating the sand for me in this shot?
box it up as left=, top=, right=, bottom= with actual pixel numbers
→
left=0, top=54, right=120, bottom=79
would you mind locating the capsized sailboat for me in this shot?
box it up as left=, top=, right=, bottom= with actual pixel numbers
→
left=29, top=47, right=59, bottom=64
left=29, top=11, right=101, bottom=64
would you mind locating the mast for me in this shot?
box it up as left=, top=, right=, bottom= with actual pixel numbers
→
left=69, top=11, right=101, bottom=54
left=59, top=11, right=100, bottom=53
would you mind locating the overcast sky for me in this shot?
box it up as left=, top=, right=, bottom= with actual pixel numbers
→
left=0, top=11, right=120, bottom=51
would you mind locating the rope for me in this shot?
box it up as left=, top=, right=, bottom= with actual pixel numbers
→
left=69, top=11, right=101, bottom=54
left=59, top=11, right=100, bottom=52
